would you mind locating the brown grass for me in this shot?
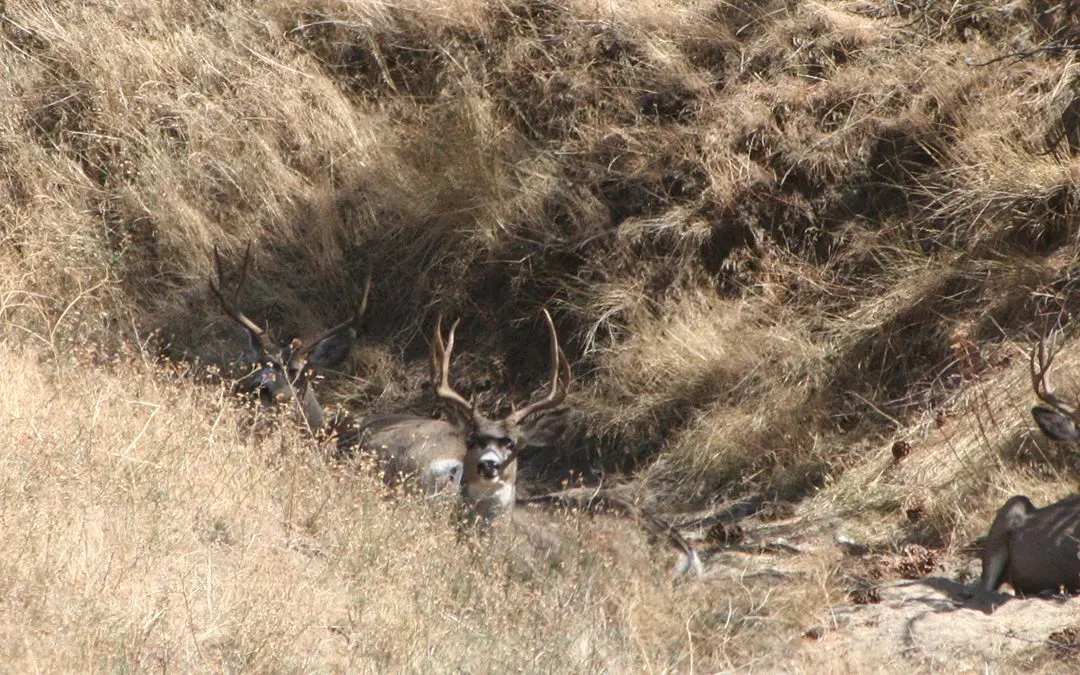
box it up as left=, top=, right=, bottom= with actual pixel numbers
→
left=4, top=0, right=1080, bottom=669
left=0, top=342, right=833, bottom=671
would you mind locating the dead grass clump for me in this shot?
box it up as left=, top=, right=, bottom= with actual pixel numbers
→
left=1046, top=624, right=1080, bottom=661
left=728, top=1, right=894, bottom=90
left=1029, top=0, right=1080, bottom=45
left=871, top=0, right=1030, bottom=44
left=1, top=0, right=397, bottom=348
left=818, top=253, right=1063, bottom=444
left=579, top=288, right=828, bottom=501
left=912, top=59, right=1080, bottom=253
left=593, top=291, right=816, bottom=428
left=2, top=335, right=847, bottom=671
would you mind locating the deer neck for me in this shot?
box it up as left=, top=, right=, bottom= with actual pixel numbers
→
left=296, top=385, right=325, bottom=431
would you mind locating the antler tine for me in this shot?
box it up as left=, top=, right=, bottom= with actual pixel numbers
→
left=296, top=258, right=372, bottom=358
left=430, top=313, right=444, bottom=386
left=432, top=314, right=474, bottom=420
left=357, top=257, right=372, bottom=320
left=509, top=308, right=570, bottom=426
left=294, top=314, right=355, bottom=359
left=1030, top=326, right=1072, bottom=411
left=213, top=244, right=227, bottom=294
left=209, top=245, right=273, bottom=353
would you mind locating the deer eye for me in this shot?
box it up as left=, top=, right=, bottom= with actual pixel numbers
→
left=503, top=438, right=516, bottom=451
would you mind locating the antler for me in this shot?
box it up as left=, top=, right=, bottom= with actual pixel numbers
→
left=507, top=308, right=571, bottom=426
left=295, top=256, right=371, bottom=358
left=1030, top=327, right=1078, bottom=416
left=431, top=314, right=476, bottom=422
left=209, top=244, right=274, bottom=354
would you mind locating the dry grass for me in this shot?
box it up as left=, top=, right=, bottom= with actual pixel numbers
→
left=0, top=341, right=830, bottom=671
left=4, top=0, right=1080, bottom=669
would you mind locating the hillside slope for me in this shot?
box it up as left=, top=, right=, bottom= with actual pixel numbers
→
left=2, top=0, right=1080, bottom=670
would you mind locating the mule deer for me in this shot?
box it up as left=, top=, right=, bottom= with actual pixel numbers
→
left=974, top=330, right=1080, bottom=598
left=980, top=494, right=1080, bottom=595
left=352, top=309, right=569, bottom=520
left=209, top=245, right=368, bottom=433
left=350, top=310, right=701, bottom=576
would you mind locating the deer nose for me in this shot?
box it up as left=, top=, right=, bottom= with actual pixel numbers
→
left=477, top=458, right=500, bottom=479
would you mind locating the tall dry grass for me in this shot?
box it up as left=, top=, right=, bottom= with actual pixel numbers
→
left=0, top=340, right=839, bottom=671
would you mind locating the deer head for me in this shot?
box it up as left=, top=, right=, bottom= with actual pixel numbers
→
left=1029, top=327, right=1080, bottom=442
left=431, top=309, right=571, bottom=521
left=209, top=244, right=368, bottom=432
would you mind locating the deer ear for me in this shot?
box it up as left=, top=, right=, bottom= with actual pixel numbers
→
left=517, top=406, right=572, bottom=449
left=1032, top=405, right=1080, bottom=442
left=307, top=328, right=355, bottom=370
left=241, top=329, right=264, bottom=362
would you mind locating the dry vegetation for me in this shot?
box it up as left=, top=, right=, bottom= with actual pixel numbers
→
left=3, top=0, right=1080, bottom=670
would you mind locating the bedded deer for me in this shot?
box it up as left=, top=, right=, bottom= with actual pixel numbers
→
left=977, top=329, right=1080, bottom=597
left=351, top=310, right=569, bottom=520
left=209, top=244, right=368, bottom=434
left=350, top=311, right=702, bottom=576
left=980, top=494, right=1080, bottom=596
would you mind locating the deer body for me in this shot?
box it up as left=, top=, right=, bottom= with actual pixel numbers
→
left=976, top=330, right=1080, bottom=596
left=349, top=311, right=700, bottom=575
left=341, top=312, right=568, bottom=522
left=354, top=414, right=468, bottom=492
left=350, top=410, right=544, bottom=520
left=980, top=494, right=1080, bottom=595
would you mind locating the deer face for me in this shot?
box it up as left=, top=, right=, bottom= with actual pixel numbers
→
left=468, top=417, right=517, bottom=480
left=431, top=310, right=571, bottom=523
left=233, top=338, right=297, bottom=408
left=459, top=415, right=565, bottom=521
left=210, top=245, right=366, bottom=430
left=236, top=360, right=290, bottom=408
left=458, top=416, right=519, bottom=520
left=232, top=334, right=354, bottom=427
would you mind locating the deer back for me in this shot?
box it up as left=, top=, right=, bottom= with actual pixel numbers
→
left=982, top=494, right=1080, bottom=594
left=353, top=414, right=468, bottom=493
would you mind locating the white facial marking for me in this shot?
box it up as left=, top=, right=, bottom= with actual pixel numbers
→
left=465, top=479, right=514, bottom=507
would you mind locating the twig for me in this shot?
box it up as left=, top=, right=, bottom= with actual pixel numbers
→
left=968, top=45, right=1076, bottom=67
